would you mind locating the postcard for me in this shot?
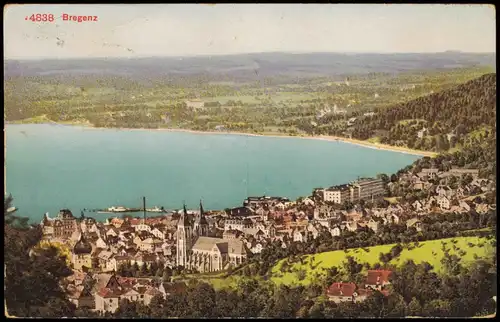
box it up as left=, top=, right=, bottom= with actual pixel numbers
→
left=4, top=3, right=496, bottom=319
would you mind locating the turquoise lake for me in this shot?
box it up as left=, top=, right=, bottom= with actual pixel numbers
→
left=5, top=124, right=420, bottom=223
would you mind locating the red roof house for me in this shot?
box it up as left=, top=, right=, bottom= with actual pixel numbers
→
left=365, top=270, right=392, bottom=291
left=326, top=282, right=372, bottom=303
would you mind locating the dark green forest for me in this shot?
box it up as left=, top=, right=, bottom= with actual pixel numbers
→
left=350, top=73, right=496, bottom=151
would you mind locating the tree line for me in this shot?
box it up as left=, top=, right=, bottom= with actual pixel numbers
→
left=349, top=73, right=496, bottom=151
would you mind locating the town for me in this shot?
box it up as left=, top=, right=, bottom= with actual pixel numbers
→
left=36, top=164, right=495, bottom=313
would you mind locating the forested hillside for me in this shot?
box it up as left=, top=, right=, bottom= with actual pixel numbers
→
left=351, top=73, right=496, bottom=152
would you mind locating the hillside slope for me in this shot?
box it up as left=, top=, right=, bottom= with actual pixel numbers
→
left=177, top=236, right=495, bottom=290
left=351, top=73, right=496, bottom=152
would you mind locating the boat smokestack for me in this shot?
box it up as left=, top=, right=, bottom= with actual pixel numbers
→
left=143, top=196, right=146, bottom=222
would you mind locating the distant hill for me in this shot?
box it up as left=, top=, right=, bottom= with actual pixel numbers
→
left=4, top=52, right=496, bottom=81
left=350, top=73, right=497, bottom=152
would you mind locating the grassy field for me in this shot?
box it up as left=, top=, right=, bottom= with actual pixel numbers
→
left=269, top=236, right=494, bottom=287
left=188, top=236, right=495, bottom=290
left=173, top=270, right=254, bottom=290
left=367, top=136, right=382, bottom=144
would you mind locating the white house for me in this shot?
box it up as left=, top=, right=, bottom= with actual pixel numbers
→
left=417, top=128, right=427, bottom=138
left=437, top=196, right=451, bottom=210
left=95, top=237, right=108, bottom=249
left=150, top=228, right=165, bottom=240
left=412, top=200, right=423, bottom=212
left=306, top=224, right=319, bottom=239
left=330, top=226, right=342, bottom=237
left=139, top=237, right=155, bottom=252
left=274, top=202, right=286, bottom=210
left=459, top=201, right=471, bottom=212
left=98, top=251, right=116, bottom=272
left=251, top=242, right=264, bottom=254
left=185, top=99, right=205, bottom=109
left=302, top=197, right=315, bottom=207
left=436, top=185, right=454, bottom=198
left=293, top=230, right=308, bottom=243
left=135, top=223, right=151, bottom=233
left=406, top=218, right=422, bottom=232
left=106, top=227, right=118, bottom=238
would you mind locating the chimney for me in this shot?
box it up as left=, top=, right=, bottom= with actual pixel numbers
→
left=143, top=196, right=146, bottom=223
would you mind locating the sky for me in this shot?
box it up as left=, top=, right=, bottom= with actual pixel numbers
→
left=3, top=4, right=496, bottom=60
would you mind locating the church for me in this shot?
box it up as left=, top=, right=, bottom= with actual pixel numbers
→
left=176, top=202, right=248, bottom=273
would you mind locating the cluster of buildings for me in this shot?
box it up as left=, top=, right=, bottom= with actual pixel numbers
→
left=65, top=270, right=187, bottom=313
left=38, top=167, right=495, bottom=314
left=395, top=167, right=495, bottom=214
left=326, top=270, right=392, bottom=303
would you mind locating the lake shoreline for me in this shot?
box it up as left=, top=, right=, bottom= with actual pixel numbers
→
left=6, top=121, right=437, bottom=157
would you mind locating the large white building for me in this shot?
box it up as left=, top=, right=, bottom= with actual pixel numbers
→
left=351, top=178, right=385, bottom=202
left=322, top=184, right=352, bottom=204
left=185, top=99, right=205, bottom=109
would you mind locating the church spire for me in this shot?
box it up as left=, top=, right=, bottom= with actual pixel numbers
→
left=178, top=203, right=190, bottom=227
left=195, top=199, right=209, bottom=227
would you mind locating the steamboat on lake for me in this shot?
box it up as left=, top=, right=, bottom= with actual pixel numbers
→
left=89, top=197, right=169, bottom=214
left=96, top=206, right=167, bottom=214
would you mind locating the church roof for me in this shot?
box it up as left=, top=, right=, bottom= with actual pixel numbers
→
left=191, top=236, right=247, bottom=256
left=192, top=237, right=225, bottom=252
left=215, top=243, right=228, bottom=253
left=228, top=240, right=248, bottom=255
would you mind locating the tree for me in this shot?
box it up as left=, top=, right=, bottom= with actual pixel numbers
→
left=155, top=265, right=164, bottom=278
left=342, top=256, right=363, bottom=281
left=186, top=282, right=216, bottom=318
left=132, top=262, right=140, bottom=277
left=423, top=299, right=452, bottom=317
left=361, top=291, right=390, bottom=317
left=115, top=299, right=139, bottom=318
left=377, top=173, right=390, bottom=183
left=308, top=301, right=326, bottom=318
left=297, top=269, right=306, bottom=281
left=325, top=266, right=341, bottom=286
left=214, top=289, right=240, bottom=317
left=407, top=297, right=422, bottom=316
left=149, top=295, right=166, bottom=318
left=139, top=263, right=148, bottom=277
left=162, top=266, right=172, bottom=282
left=149, top=261, right=159, bottom=276
left=5, top=195, right=75, bottom=317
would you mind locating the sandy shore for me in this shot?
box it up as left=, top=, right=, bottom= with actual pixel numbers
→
left=63, top=123, right=437, bottom=157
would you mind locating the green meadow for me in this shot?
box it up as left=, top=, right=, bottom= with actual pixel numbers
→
left=270, top=236, right=494, bottom=286
left=182, top=236, right=494, bottom=290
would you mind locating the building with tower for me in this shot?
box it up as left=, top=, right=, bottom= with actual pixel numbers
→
left=73, top=233, right=93, bottom=271
left=41, top=209, right=78, bottom=240
left=176, top=201, right=248, bottom=273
